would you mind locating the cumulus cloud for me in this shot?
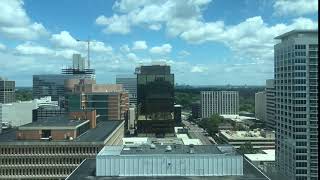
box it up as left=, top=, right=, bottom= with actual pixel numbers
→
left=180, top=16, right=317, bottom=62
left=50, top=31, right=112, bottom=54
left=120, top=44, right=130, bottom=53
left=50, top=31, right=79, bottom=48
left=149, top=24, right=162, bottom=31
left=127, top=52, right=139, bottom=61
left=190, top=65, right=208, bottom=73
left=273, top=0, right=318, bottom=16
left=0, top=43, right=6, bottom=51
left=95, top=0, right=212, bottom=35
left=15, top=42, right=54, bottom=55
left=149, top=43, right=172, bottom=55
left=95, top=14, right=130, bottom=34
left=178, top=50, right=191, bottom=58
left=132, top=41, right=148, bottom=50
left=0, top=0, right=48, bottom=40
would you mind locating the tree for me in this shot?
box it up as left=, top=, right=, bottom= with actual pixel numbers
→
left=239, top=142, right=256, bottom=154
left=199, top=114, right=224, bottom=136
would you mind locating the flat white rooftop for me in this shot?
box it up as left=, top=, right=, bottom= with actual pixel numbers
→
left=220, top=115, right=258, bottom=122
left=244, top=149, right=275, bottom=162
left=220, top=130, right=275, bottom=140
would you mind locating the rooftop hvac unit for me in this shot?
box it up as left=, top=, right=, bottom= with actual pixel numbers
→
left=165, top=145, right=172, bottom=152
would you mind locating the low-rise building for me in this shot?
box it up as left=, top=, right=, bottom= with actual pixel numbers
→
left=0, top=111, right=124, bottom=179
left=0, top=96, right=59, bottom=127
left=96, top=144, right=243, bottom=177
left=219, top=130, right=275, bottom=149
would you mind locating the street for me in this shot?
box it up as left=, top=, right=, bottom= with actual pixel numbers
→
left=182, top=120, right=217, bottom=145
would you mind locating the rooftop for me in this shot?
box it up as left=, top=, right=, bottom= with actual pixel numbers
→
left=220, top=115, right=258, bottom=122
left=0, top=120, right=123, bottom=143
left=98, top=145, right=237, bottom=156
left=244, top=149, right=275, bottom=162
left=66, top=158, right=272, bottom=180
left=274, top=29, right=318, bottom=39
left=220, top=130, right=275, bottom=140
left=18, top=115, right=88, bottom=130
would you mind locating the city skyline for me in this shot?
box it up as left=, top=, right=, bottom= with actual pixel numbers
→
left=0, top=0, right=318, bottom=86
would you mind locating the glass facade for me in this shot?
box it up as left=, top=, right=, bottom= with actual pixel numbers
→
left=137, top=65, right=175, bottom=134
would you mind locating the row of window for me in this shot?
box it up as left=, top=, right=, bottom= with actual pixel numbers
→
left=0, top=156, right=85, bottom=165
left=0, top=146, right=100, bottom=155
left=0, top=167, right=74, bottom=176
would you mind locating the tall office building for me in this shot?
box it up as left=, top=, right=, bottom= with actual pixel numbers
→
left=116, top=74, right=137, bottom=106
left=0, top=77, right=15, bottom=104
left=255, top=91, right=266, bottom=121
left=33, top=74, right=69, bottom=101
left=201, top=91, right=239, bottom=118
left=136, top=64, right=175, bottom=136
left=274, top=30, right=318, bottom=180
left=265, top=79, right=275, bottom=129
left=33, top=54, right=95, bottom=102
left=65, top=83, right=129, bottom=121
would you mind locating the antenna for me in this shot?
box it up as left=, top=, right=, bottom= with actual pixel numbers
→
left=87, top=37, right=90, bottom=69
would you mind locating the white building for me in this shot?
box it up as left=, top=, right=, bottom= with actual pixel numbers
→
left=219, top=130, right=275, bottom=149
left=127, top=107, right=136, bottom=134
left=255, top=91, right=266, bottom=121
left=244, top=149, right=275, bottom=172
left=0, top=96, right=57, bottom=127
left=96, top=145, right=243, bottom=177
left=274, top=30, right=318, bottom=179
left=265, top=79, right=275, bottom=130
left=201, top=91, right=239, bottom=118
left=72, top=54, right=85, bottom=70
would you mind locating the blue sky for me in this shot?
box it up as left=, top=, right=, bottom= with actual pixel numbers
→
left=0, top=0, right=318, bottom=86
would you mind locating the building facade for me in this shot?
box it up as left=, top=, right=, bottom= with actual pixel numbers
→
left=265, top=79, right=275, bottom=130
left=33, top=74, right=70, bottom=101
left=96, top=145, right=243, bottom=177
left=0, top=118, right=124, bottom=179
left=0, top=77, right=15, bottom=104
left=191, top=102, right=201, bottom=119
left=219, top=130, right=275, bottom=149
left=255, top=91, right=266, bottom=121
left=66, top=83, right=129, bottom=121
left=201, top=91, right=239, bottom=118
left=32, top=106, right=65, bottom=122
left=116, top=74, right=137, bottom=106
left=1, top=96, right=59, bottom=127
left=274, top=30, right=318, bottom=180
left=136, top=65, right=175, bottom=136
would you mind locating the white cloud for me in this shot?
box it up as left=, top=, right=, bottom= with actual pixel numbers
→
left=178, top=50, right=191, bottom=58
left=127, top=52, right=139, bottom=61
left=50, top=31, right=79, bottom=48
left=0, top=0, right=48, bottom=40
left=15, top=42, right=54, bottom=55
left=95, top=14, right=130, bottom=34
left=120, top=44, right=130, bottom=53
left=180, top=16, right=317, bottom=62
left=0, top=43, right=6, bottom=51
left=95, top=0, right=212, bottom=35
left=149, top=43, right=172, bottom=55
left=190, top=65, right=208, bottom=73
left=90, top=41, right=113, bottom=53
left=132, top=41, right=148, bottom=50
left=149, top=24, right=162, bottom=30
left=50, top=31, right=113, bottom=54
left=273, top=0, right=318, bottom=16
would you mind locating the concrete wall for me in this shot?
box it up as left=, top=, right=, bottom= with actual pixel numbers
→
left=0, top=101, right=38, bottom=127
left=97, top=154, right=243, bottom=177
